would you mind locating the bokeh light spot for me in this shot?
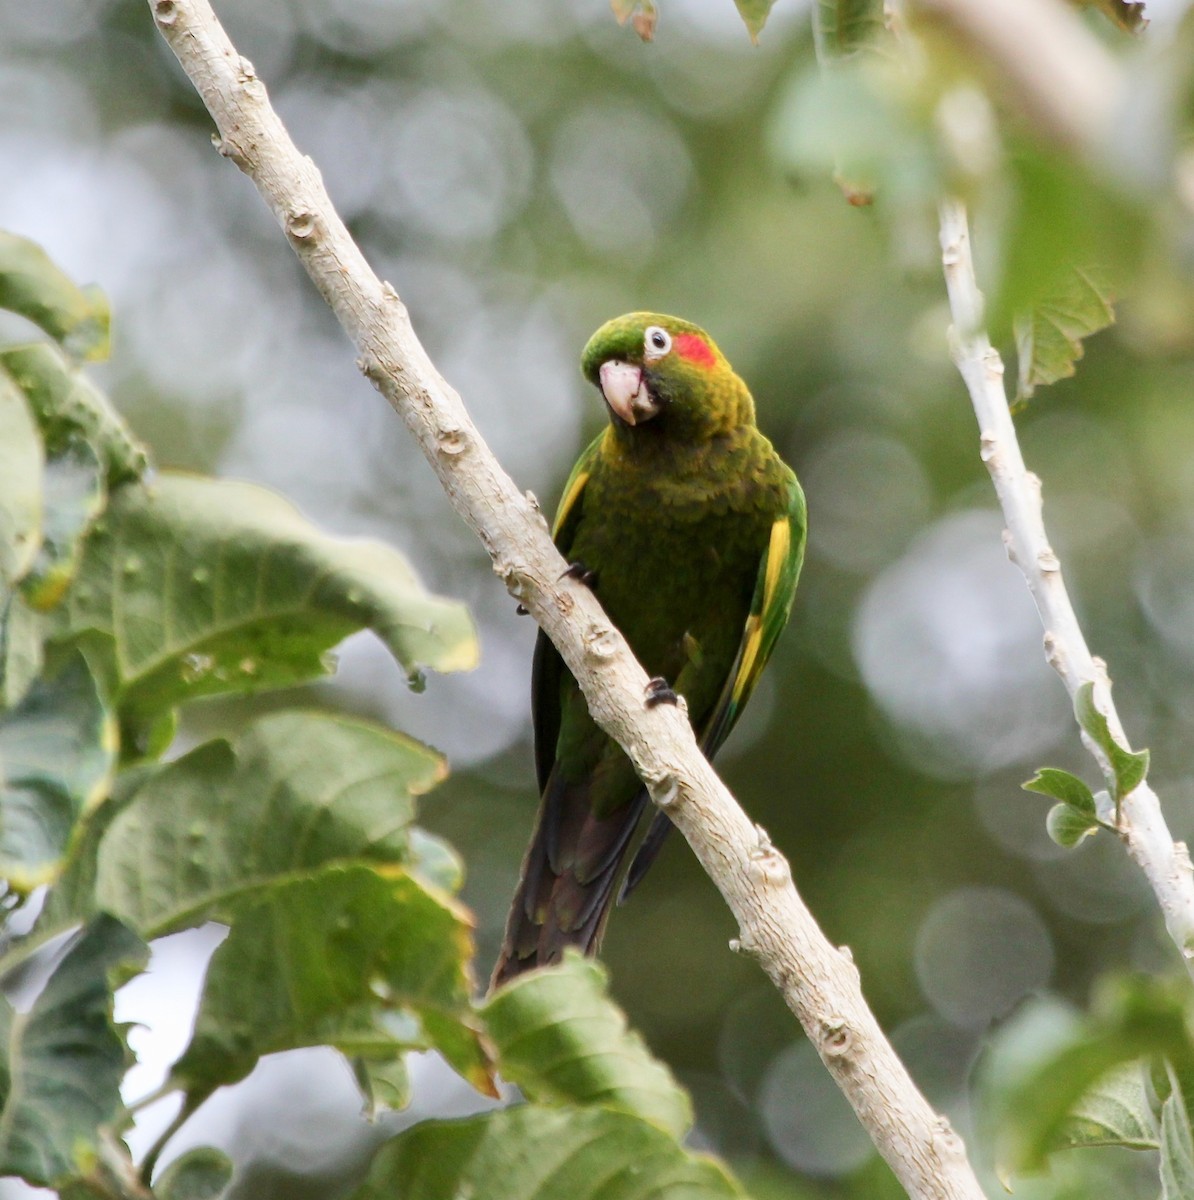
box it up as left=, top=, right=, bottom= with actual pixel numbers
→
left=915, top=886, right=1053, bottom=1029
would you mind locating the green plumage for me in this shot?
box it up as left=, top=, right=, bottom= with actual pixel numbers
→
left=491, top=312, right=805, bottom=989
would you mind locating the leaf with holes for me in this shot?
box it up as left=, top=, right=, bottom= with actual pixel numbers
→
left=1, top=344, right=145, bottom=486
left=484, top=953, right=691, bottom=1137
left=94, top=711, right=448, bottom=937
left=0, top=233, right=110, bottom=361
left=170, top=865, right=492, bottom=1109
left=52, top=472, right=477, bottom=756
left=352, top=1105, right=746, bottom=1200
left=0, top=915, right=146, bottom=1187
left=0, top=653, right=115, bottom=891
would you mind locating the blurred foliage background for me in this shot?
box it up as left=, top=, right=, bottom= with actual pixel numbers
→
left=2, top=0, right=1193, bottom=1196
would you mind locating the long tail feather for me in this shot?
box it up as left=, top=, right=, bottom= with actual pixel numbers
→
left=489, top=773, right=647, bottom=991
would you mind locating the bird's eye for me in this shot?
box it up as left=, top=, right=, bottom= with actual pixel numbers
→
left=643, top=326, right=671, bottom=359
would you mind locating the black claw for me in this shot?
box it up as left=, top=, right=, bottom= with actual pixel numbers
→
left=515, top=603, right=529, bottom=615
left=561, top=560, right=598, bottom=589
left=645, top=677, right=679, bottom=708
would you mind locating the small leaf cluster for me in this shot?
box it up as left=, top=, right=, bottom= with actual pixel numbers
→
left=0, top=237, right=745, bottom=1200
left=1024, top=681, right=1151, bottom=848
left=977, top=977, right=1194, bottom=1197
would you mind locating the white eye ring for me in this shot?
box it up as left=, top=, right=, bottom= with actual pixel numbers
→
left=643, top=325, right=671, bottom=360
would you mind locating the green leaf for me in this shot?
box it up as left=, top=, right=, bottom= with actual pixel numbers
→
left=170, top=864, right=492, bottom=1108
left=1058, top=1062, right=1158, bottom=1151
left=12, top=765, right=154, bottom=976
left=21, top=436, right=106, bottom=612
left=1014, top=267, right=1116, bottom=406
left=1075, top=0, right=1148, bottom=34
left=94, top=711, right=448, bottom=937
left=988, top=145, right=1143, bottom=344
left=1023, top=767, right=1097, bottom=815
left=0, top=653, right=116, bottom=891
left=352, top=1106, right=747, bottom=1200
left=0, top=914, right=147, bottom=1187
left=734, top=0, right=778, bottom=43
left=812, top=0, right=884, bottom=61
left=154, top=1146, right=233, bottom=1200
left=981, top=979, right=1194, bottom=1175
left=1, top=595, right=45, bottom=711
left=1046, top=802, right=1099, bottom=848
left=1162, top=1063, right=1194, bottom=1200
left=483, top=953, right=691, bottom=1138
left=353, top=1055, right=412, bottom=1118
left=0, top=369, right=43, bottom=591
left=53, top=472, right=478, bottom=754
left=0, top=233, right=110, bottom=361
left=1072, top=681, right=1150, bottom=801
left=0, top=343, right=145, bottom=486
left=406, top=827, right=464, bottom=894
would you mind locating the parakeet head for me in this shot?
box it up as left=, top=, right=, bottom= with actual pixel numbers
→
left=580, top=312, right=754, bottom=441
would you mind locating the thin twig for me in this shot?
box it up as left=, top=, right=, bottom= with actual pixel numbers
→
left=938, top=196, right=1194, bottom=977
left=142, top=1, right=989, bottom=1195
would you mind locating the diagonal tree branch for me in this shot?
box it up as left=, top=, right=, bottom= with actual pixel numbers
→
left=938, top=196, right=1194, bottom=979
left=144, top=0, right=988, bottom=1194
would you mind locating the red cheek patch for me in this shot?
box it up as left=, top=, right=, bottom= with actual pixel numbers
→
left=674, top=332, right=716, bottom=369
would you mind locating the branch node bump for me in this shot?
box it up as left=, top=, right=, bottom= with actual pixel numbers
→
left=525, top=490, right=541, bottom=512
left=1043, top=630, right=1065, bottom=673
left=820, top=1016, right=853, bottom=1057
left=585, top=624, right=618, bottom=660
left=436, top=427, right=468, bottom=457
left=981, top=347, right=1003, bottom=380
left=237, top=56, right=258, bottom=84
left=978, top=431, right=996, bottom=463
left=1001, top=527, right=1017, bottom=563
left=285, top=209, right=317, bottom=242
left=748, top=825, right=792, bottom=887
left=1037, top=547, right=1060, bottom=573
left=643, top=765, right=681, bottom=808
left=356, top=354, right=384, bottom=384
left=153, top=0, right=177, bottom=25
left=838, top=944, right=854, bottom=963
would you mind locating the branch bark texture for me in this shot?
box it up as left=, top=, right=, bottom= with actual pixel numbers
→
left=938, top=196, right=1194, bottom=976
left=146, top=0, right=988, bottom=1195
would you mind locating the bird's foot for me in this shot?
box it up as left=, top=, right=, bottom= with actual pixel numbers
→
left=560, top=560, right=598, bottom=589
left=645, top=677, right=680, bottom=708
left=514, top=603, right=529, bottom=615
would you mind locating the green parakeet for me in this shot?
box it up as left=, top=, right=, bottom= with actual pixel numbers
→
left=491, top=312, right=805, bottom=988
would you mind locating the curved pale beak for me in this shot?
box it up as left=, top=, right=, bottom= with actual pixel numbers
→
left=599, top=360, right=662, bottom=426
